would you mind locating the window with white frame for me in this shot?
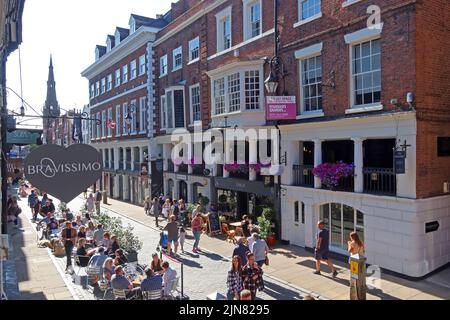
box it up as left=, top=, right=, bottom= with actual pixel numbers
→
left=130, top=60, right=137, bottom=80
left=91, top=120, right=96, bottom=140
left=166, top=91, right=174, bottom=128
left=160, top=95, right=167, bottom=129
left=95, top=81, right=100, bottom=96
left=101, top=78, right=106, bottom=94
left=301, top=55, right=322, bottom=112
left=96, top=112, right=101, bottom=138
left=139, top=97, right=146, bottom=133
left=107, top=108, right=113, bottom=136
left=122, top=103, right=128, bottom=135
left=115, top=105, right=121, bottom=136
left=216, top=7, right=232, bottom=52
left=244, top=70, right=260, bottom=110
left=299, top=0, right=321, bottom=21
left=90, top=84, right=94, bottom=98
left=351, top=38, right=381, bottom=107
left=139, top=55, right=146, bottom=75
left=122, top=65, right=128, bottom=83
left=160, top=55, right=168, bottom=76
left=131, top=100, right=137, bottom=134
left=228, top=73, right=240, bottom=112
left=190, top=84, right=201, bottom=123
left=173, top=46, right=182, bottom=71
left=115, top=69, right=121, bottom=87
left=243, top=0, right=262, bottom=40
left=189, top=37, right=199, bottom=62
left=101, top=111, right=106, bottom=137
left=212, top=68, right=262, bottom=115
left=107, top=74, right=112, bottom=91
left=213, top=78, right=226, bottom=115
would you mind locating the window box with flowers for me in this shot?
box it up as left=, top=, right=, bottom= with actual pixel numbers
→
left=312, top=161, right=355, bottom=191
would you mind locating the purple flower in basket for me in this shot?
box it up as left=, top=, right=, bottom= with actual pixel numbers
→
left=312, top=161, right=354, bottom=189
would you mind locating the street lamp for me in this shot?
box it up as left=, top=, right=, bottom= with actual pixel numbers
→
left=125, top=103, right=134, bottom=127
left=264, top=67, right=279, bottom=94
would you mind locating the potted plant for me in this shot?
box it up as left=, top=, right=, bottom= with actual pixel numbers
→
left=120, top=224, right=143, bottom=263
left=257, top=207, right=276, bottom=247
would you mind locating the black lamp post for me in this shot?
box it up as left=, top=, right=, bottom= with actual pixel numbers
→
left=264, top=0, right=281, bottom=95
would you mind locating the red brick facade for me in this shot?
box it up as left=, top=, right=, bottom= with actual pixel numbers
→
left=152, top=0, right=450, bottom=199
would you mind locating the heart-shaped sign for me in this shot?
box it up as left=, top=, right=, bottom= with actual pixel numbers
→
left=24, top=144, right=103, bottom=203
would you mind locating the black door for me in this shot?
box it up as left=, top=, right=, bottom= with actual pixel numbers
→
left=179, top=180, right=188, bottom=201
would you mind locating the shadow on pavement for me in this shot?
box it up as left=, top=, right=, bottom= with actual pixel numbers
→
left=257, top=278, right=303, bottom=300
left=200, top=251, right=229, bottom=262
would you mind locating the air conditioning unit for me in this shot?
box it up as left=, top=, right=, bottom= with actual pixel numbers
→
left=444, top=182, right=450, bottom=194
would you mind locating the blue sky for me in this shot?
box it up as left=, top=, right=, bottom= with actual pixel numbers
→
left=7, top=0, right=172, bottom=128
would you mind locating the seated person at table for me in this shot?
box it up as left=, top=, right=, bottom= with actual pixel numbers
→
left=77, top=226, right=87, bottom=239
left=101, top=232, right=112, bottom=252
left=86, top=222, right=95, bottom=238
left=109, top=235, right=120, bottom=256
left=63, top=209, right=74, bottom=222
left=82, top=213, right=91, bottom=225
left=87, top=247, right=108, bottom=285
left=102, top=257, right=115, bottom=281
left=113, top=249, right=128, bottom=266
left=161, top=261, right=177, bottom=296
left=93, top=224, right=104, bottom=246
left=150, top=253, right=163, bottom=273
left=140, top=267, right=163, bottom=293
left=111, top=265, right=142, bottom=299
left=74, top=215, right=83, bottom=227
left=76, top=238, right=88, bottom=257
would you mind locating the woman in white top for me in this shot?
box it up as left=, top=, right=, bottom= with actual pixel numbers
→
left=86, top=193, right=95, bottom=213
left=162, top=199, right=171, bottom=219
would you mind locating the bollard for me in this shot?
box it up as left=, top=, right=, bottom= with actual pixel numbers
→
left=102, top=191, right=108, bottom=204
left=349, top=253, right=367, bottom=300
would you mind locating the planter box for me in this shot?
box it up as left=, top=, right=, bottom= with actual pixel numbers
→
left=126, top=251, right=138, bottom=263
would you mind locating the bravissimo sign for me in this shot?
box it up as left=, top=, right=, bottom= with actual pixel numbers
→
left=24, top=144, right=103, bottom=203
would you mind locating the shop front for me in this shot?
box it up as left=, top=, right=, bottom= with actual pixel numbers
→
left=214, top=177, right=277, bottom=222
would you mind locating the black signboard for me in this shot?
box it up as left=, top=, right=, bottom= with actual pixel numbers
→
left=207, top=210, right=222, bottom=236
left=394, top=150, right=406, bottom=174
left=24, top=144, right=102, bottom=203
left=425, top=221, right=439, bottom=233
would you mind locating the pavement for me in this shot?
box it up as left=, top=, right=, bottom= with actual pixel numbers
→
left=5, top=186, right=450, bottom=300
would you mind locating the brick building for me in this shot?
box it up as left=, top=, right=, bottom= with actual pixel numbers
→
left=81, top=14, right=169, bottom=205
left=150, top=0, right=449, bottom=277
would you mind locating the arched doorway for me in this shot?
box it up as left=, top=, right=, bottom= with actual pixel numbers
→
left=179, top=180, right=188, bottom=201
left=319, top=203, right=364, bottom=254
left=167, top=179, right=174, bottom=199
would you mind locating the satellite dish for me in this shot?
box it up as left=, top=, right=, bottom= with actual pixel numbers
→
left=203, top=168, right=211, bottom=176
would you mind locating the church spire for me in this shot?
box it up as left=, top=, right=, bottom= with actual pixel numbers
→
left=43, top=55, right=59, bottom=117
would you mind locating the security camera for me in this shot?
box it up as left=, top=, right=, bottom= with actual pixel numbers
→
left=407, top=92, right=414, bottom=103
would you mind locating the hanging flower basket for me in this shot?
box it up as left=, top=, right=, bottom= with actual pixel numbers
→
left=312, top=161, right=355, bottom=190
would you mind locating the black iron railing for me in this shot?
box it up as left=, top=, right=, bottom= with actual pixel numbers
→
left=192, top=164, right=205, bottom=176
left=363, top=167, right=396, bottom=196
left=293, top=165, right=314, bottom=187
left=178, top=164, right=188, bottom=173
left=167, top=160, right=174, bottom=172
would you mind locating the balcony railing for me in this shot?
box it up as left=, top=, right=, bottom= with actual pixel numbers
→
left=167, top=160, right=174, bottom=172
left=133, top=161, right=141, bottom=171
left=293, top=165, right=314, bottom=187
left=178, top=164, right=188, bottom=173
left=229, top=171, right=250, bottom=180
left=363, top=167, right=396, bottom=196
left=118, top=163, right=123, bottom=170
left=322, top=175, right=354, bottom=192
left=217, top=164, right=223, bottom=177
left=125, top=161, right=132, bottom=170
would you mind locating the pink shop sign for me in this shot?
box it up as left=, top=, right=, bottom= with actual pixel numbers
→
left=266, top=96, right=297, bottom=120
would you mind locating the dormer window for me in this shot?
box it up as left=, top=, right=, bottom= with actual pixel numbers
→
left=107, top=38, right=113, bottom=52
left=115, top=30, right=121, bottom=46
left=95, top=47, right=100, bottom=61
left=130, top=21, right=136, bottom=33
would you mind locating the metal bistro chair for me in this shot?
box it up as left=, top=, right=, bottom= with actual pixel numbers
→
left=86, top=265, right=102, bottom=292
left=112, top=288, right=136, bottom=300
left=142, top=289, right=163, bottom=300
left=98, top=280, right=112, bottom=300
left=163, top=277, right=180, bottom=300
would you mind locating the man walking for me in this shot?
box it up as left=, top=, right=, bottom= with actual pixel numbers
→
left=314, top=220, right=338, bottom=278
left=95, top=190, right=102, bottom=214
left=152, top=197, right=161, bottom=228
left=27, top=190, right=38, bottom=220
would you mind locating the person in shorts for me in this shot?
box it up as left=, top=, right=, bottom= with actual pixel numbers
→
left=314, top=220, right=338, bottom=278
left=163, top=215, right=179, bottom=255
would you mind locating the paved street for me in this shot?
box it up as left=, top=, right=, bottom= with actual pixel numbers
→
left=6, top=188, right=450, bottom=300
